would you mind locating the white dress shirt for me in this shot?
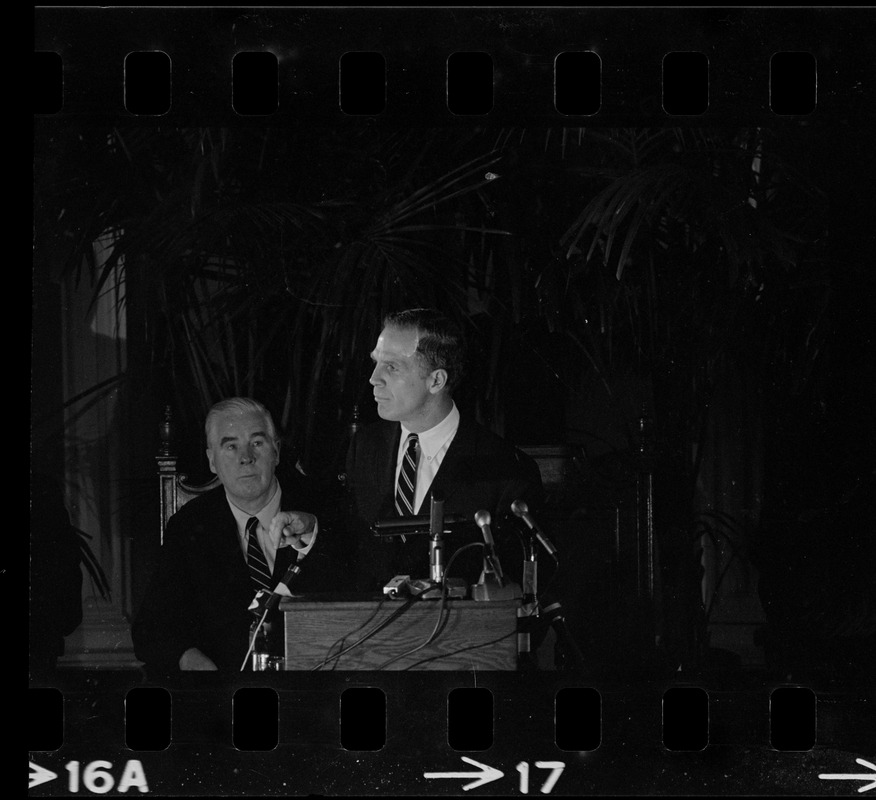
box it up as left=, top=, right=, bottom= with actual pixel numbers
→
left=226, top=481, right=317, bottom=581
left=395, top=402, right=461, bottom=514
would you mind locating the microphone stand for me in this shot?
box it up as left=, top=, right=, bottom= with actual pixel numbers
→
left=472, top=510, right=522, bottom=602
left=540, top=600, right=586, bottom=670
left=245, top=557, right=305, bottom=672
left=429, top=495, right=446, bottom=584
left=418, top=494, right=468, bottom=600
left=516, top=531, right=540, bottom=670
left=513, top=514, right=584, bottom=671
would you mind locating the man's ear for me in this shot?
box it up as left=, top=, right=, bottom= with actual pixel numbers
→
left=429, top=369, right=448, bottom=394
left=206, top=449, right=217, bottom=475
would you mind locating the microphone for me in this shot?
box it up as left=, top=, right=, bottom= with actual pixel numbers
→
left=371, top=513, right=466, bottom=535
left=510, top=500, right=559, bottom=561
left=273, top=552, right=305, bottom=597
left=472, top=509, right=521, bottom=601
left=430, top=493, right=445, bottom=537
left=250, top=552, right=307, bottom=616
left=474, top=510, right=504, bottom=584
left=428, top=493, right=445, bottom=584
left=245, top=537, right=309, bottom=671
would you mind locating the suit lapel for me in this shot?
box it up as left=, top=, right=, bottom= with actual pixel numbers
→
left=382, top=424, right=401, bottom=483
left=376, top=424, right=402, bottom=518
left=428, top=414, right=475, bottom=507
left=208, top=489, right=251, bottom=586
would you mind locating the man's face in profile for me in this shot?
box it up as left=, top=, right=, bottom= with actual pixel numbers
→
left=369, top=325, right=435, bottom=427
left=206, top=408, right=279, bottom=511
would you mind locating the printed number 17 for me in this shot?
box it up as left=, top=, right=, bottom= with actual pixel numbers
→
left=516, top=761, right=565, bottom=794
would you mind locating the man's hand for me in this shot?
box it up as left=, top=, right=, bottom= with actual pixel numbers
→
left=269, top=511, right=317, bottom=550
left=179, top=647, right=218, bottom=671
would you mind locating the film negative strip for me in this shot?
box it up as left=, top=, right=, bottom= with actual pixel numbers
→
left=32, top=6, right=875, bottom=797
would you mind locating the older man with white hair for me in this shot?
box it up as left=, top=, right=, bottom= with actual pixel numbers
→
left=132, top=397, right=319, bottom=674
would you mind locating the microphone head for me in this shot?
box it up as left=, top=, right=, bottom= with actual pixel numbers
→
left=474, top=510, right=491, bottom=528
left=510, top=499, right=528, bottom=517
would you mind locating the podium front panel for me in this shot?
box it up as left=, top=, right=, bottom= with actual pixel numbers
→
left=280, top=599, right=519, bottom=670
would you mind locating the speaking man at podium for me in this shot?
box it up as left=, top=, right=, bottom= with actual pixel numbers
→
left=343, top=308, right=544, bottom=594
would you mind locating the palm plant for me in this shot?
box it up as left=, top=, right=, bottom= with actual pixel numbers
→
left=34, top=120, right=831, bottom=669
left=34, top=123, right=514, bottom=474
left=498, top=126, right=830, bottom=665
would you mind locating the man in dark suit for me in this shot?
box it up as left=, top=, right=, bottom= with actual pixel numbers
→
left=132, top=397, right=320, bottom=674
left=344, top=309, right=544, bottom=594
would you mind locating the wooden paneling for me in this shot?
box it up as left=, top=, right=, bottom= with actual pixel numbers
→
left=281, top=599, right=518, bottom=671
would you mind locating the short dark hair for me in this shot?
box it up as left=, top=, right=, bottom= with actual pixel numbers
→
left=383, top=308, right=467, bottom=393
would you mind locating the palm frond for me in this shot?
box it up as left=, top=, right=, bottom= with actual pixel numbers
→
left=73, top=529, right=112, bottom=601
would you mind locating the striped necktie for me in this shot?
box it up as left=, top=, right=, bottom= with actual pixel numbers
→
left=395, top=433, right=419, bottom=516
left=246, top=516, right=272, bottom=592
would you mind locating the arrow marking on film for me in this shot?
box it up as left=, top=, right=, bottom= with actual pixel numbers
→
left=424, top=756, right=504, bottom=791
left=819, top=758, right=876, bottom=793
left=29, top=761, right=58, bottom=790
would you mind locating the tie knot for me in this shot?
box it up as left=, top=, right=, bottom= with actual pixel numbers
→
left=246, top=516, right=259, bottom=535
left=406, top=433, right=419, bottom=450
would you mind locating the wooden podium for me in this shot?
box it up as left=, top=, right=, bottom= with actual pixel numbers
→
left=280, top=597, right=519, bottom=670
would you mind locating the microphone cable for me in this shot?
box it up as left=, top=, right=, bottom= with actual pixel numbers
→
left=313, top=600, right=390, bottom=669
left=309, top=596, right=418, bottom=671
left=240, top=604, right=272, bottom=672
left=239, top=548, right=308, bottom=672
left=403, top=628, right=517, bottom=671
left=375, top=541, right=484, bottom=671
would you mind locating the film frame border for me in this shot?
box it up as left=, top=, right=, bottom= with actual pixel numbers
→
left=32, top=5, right=876, bottom=797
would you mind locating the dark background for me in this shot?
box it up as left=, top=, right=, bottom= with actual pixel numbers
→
left=32, top=7, right=875, bottom=688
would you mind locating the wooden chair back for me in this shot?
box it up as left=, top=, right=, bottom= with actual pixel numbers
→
left=156, top=406, right=219, bottom=544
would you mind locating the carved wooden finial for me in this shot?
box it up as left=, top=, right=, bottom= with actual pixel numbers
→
left=158, top=405, right=174, bottom=457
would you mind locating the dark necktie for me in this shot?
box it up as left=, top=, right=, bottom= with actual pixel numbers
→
left=395, top=433, right=419, bottom=516
left=246, top=516, right=272, bottom=592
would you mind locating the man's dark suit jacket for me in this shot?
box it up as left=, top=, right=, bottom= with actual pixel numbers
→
left=132, top=480, right=326, bottom=675
left=342, top=412, right=544, bottom=594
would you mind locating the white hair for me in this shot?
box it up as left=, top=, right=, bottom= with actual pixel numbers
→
left=204, top=397, right=278, bottom=447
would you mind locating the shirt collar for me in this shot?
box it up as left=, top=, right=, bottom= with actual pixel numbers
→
left=401, top=401, right=460, bottom=459
left=225, top=479, right=282, bottom=535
